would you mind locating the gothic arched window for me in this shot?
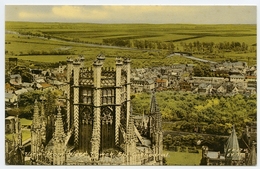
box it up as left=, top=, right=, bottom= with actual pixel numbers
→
left=101, top=108, right=113, bottom=125
left=82, top=108, right=93, bottom=125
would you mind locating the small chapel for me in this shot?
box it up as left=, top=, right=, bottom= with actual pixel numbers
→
left=30, top=55, right=164, bottom=165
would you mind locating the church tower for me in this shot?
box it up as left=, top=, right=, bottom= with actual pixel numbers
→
left=28, top=54, right=163, bottom=165
left=65, top=54, right=132, bottom=160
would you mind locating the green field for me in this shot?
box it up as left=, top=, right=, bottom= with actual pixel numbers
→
left=20, top=118, right=32, bottom=126
left=5, top=21, right=257, bottom=67
left=5, top=129, right=31, bottom=142
left=164, top=150, right=202, bottom=165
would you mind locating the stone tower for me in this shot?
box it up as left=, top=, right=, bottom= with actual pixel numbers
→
left=66, top=55, right=132, bottom=157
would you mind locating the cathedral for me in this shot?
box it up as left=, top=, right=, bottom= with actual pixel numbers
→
left=30, top=55, right=164, bottom=165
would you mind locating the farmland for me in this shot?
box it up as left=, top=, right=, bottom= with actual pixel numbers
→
left=5, top=22, right=257, bottom=67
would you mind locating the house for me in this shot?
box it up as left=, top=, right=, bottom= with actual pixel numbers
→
left=230, top=75, right=245, bottom=83
left=21, top=82, right=33, bottom=88
left=58, top=63, right=66, bottom=73
left=5, top=116, right=16, bottom=133
left=244, top=87, right=256, bottom=95
left=5, top=82, right=14, bottom=93
left=10, top=74, right=22, bottom=86
left=156, top=78, right=168, bottom=88
left=231, top=86, right=239, bottom=95
left=143, top=80, right=155, bottom=91
left=247, top=81, right=257, bottom=88
left=216, top=85, right=227, bottom=95
left=245, top=76, right=256, bottom=83
left=38, top=82, right=55, bottom=91
left=5, top=93, right=18, bottom=103
left=35, top=77, right=45, bottom=83
left=14, top=88, right=28, bottom=95
left=198, top=83, right=213, bottom=95
left=179, top=80, right=192, bottom=91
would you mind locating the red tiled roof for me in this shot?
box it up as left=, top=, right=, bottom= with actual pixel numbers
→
left=40, top=82, right=52, bottom=88
left=156, top=79, right=167, bottom=83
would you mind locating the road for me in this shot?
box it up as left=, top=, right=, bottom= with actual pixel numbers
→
left=168, top=54, right=217, bottom=64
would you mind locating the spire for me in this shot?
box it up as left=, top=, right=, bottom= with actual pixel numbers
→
left=150, top=91, right=159, bottom=114
left=225, top=125, right=241, bottom=161
left=54, top=106, right=65, bottom=139
left=126, top=115, right=135, bottom=142
left=247, top=141, right=257, bottom=165
left=33, top=100, right=40, bottom=128
left=41, top=100, right=45, bottom=117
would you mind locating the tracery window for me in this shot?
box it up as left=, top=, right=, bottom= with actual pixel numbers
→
left=82, top=109, right=93, bottom=125
left=101, top=108, right=113, bottom=125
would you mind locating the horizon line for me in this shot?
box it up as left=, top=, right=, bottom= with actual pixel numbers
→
left=5, top=20, right=257, bottom=25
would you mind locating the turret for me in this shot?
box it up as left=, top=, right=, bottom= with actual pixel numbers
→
left=66, top=57, right=73, bottom=82
left=32, top=100, right=41, bottom=129
left=247, top=141, right=257, bottom=165
left=90, top=54, right=104, bottom=160
left=31, top=100, right=42, bottom=164
left=53, top=106, right=66, bottom=165
left=115, top=57, right=123, bottom=145
left=123, top=58, right=131, bottom=128
left=73, top=58, right=81, bottom=147
left=66, top=57, right=73, bottom=130
left=40, top=100, right=47, bottom=144
left=79, top=55, right=85, bottom=68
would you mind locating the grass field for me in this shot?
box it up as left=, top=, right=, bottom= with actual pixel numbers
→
left=5, top=119, right=32, bottom=142
left=164, top=150, right=202, bottom=165
left=5, top=129, right=31, bottom=142
left=20, top=118, right=32, bottom=126
left=5, top=21, right=257, bottom=67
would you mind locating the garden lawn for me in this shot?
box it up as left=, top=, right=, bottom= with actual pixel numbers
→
left=164, top=150, right=202, bottom=166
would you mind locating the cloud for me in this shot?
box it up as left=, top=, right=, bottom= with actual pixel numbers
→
left=7, top=5, right=257, bottom=24
left=52, top=6, right=108, bottom=20
left=19, top=11, right=51, bottom=19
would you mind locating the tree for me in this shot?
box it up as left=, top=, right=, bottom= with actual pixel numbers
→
left=163, top=134, right=173, bottom=150
left=18, top=89, right=60, bottom=118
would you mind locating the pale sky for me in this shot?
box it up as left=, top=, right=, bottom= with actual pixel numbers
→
left=5, top=5, right=257, bottom=24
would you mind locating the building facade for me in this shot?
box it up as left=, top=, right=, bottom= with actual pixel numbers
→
left=30, top=55, right=163, bottom=165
